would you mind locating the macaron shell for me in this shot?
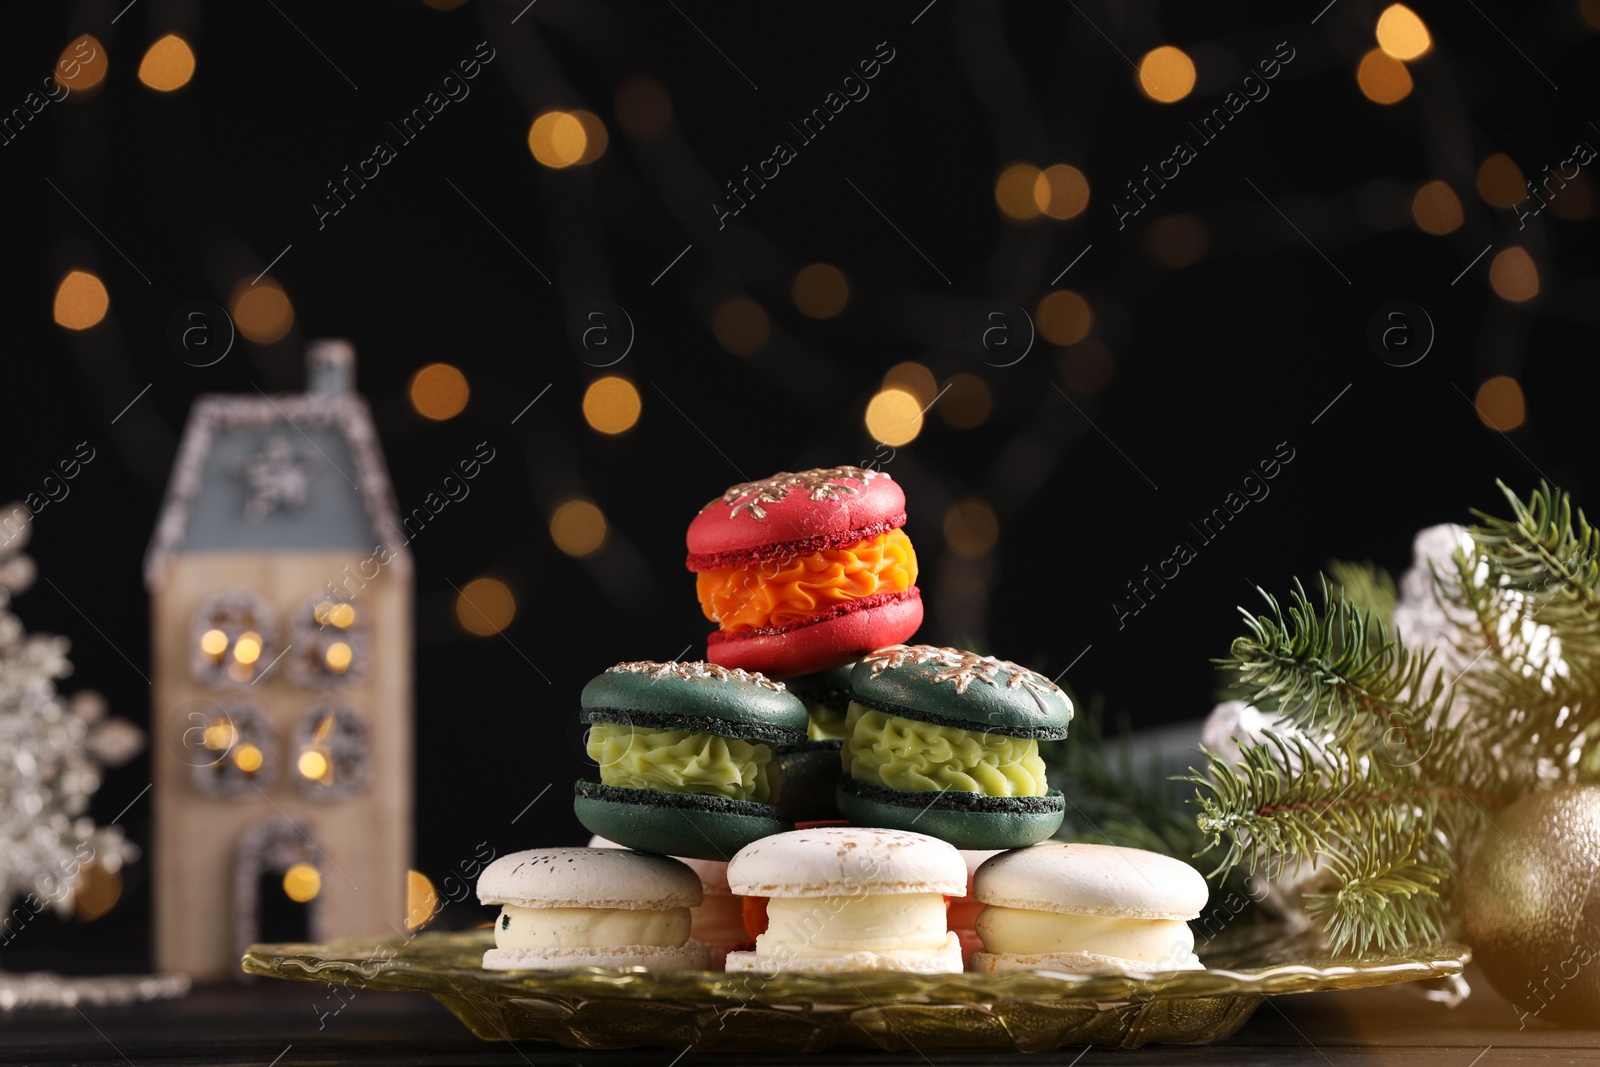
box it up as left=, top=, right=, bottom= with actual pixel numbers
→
left=772, top=740, right=844, bottom=822
left=836, top=778, right=1065, bottom=850
left=780, top=664, right=857, bottom=703
left=585, top=834, right=732, bottom=897
left=727, top=826, right=966, bottom=898
left=686, top=469, right=906, bottom=570
left=476, top=848, right=702, bottom=910
left=851, top=645, right=1072, bottom=738
left=969, top=948, right=1203, bottom=975
left=708, top=590, right=922, bottom=677
left=581, top=663, right=808, bottom=742
left=974, top=841, right=1209, bottom=920
left=724, top=933, right=962, bottom=974
left=483, top=942, right=711, bottom=971
left=574, top=781, right=793, bottom=862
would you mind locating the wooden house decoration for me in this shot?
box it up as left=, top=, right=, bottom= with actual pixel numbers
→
left=145, top=341, right=412, bottom=979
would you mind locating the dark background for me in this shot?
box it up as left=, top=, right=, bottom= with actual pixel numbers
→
left=2, top=0, right=1597, bottom=974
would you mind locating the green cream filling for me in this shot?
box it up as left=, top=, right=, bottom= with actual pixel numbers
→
left=586, top=722, right=776, bottom=803
left=806, top=701, right=850, bottom=742
left=841, top=701, right=1048, bottom=797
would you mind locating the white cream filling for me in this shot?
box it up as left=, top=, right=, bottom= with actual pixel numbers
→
left=755, top=893, right=949, bottom=957
left=494, top=904, right=691, bottom=950
left=976, top=906, right=1195, bottom=964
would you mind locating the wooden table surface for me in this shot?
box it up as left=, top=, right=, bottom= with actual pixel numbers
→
left=2, top=964, right=1595, bottom=1065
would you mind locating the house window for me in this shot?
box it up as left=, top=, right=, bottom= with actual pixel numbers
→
left=191, top=589, right=279, bottom=687
left=290, top=704, right=371, bottom=800
left=288, top=597, right=365, bottom=689
left=189, top=701, right=277, bottom=797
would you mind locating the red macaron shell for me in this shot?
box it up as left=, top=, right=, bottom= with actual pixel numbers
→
left=706, top=588, right=923, bottom=676
left=686, top=468, right=907, bottom=572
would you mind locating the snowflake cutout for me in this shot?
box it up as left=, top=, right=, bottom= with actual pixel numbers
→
left=608, top=660, right=786, bottom=692
left=862, top=644, right=1062, bottom=697
left=713, top=466, right=884, bottom=521
left=235, top=432, right=321, bottom=522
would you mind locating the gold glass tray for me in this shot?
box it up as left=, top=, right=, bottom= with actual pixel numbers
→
left=242, top=923, right=1468, bottom=1052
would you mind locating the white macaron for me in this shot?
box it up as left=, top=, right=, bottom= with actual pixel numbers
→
left=724, top=827, right=966, bottom=974
left=588, top=833, right=743, bottom=968
left=476, top=847, right=710, bottom=970
left=971, top=842, right=1208, bottom=974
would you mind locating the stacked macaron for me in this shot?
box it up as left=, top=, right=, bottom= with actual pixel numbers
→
left=588, top=835, right=746, bottom=968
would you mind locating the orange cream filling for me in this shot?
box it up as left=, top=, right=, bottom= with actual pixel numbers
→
left=696, top=529, right=917, bottom=632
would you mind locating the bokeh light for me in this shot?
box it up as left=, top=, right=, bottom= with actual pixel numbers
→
left=944, top=499, right=1000, bottom=558
left=527, top=110, right=602, bottom=168
left=1475, top=376, right=1526, bottom=431
left=233, top=743, right=264, bottom=774
left=138, top=34, right=195, bottom=92
left=409, top=363, right=470, bottom=420
left=298, top=750, right=328, bottom=780
left=1489, top=247, right=1539, bottom=302
left=233, top=633, right=262, bottom=665
left=406, top=870, right=440, bottom=931
left=615, top=76, right=672, bottom=136
left=200, top=629, right=229, bottom=657
left=995, top=163, right=1043, bottom=221
left=282, top=863, right=322, bottom=903
left=792, top=263, right=849, bottom=319
left=1584, top=0, right=1600, bottom=29
left=231, top=280, right=295, bottom=344
left=1061, top=341, right=1116, bottom=395
left=937, top=374, right=992, bottom=429
left=1137, top=46, right=1196, bottom=103
left=324, top=642, right=352, bottom=673
left=582, top=376, right=642, bottom=434
left=1376, top=5, right=1432, bottom=60
left=1033, top=164, right=1090, bottom=219
left=1037, top=290, right=1093, bottom=346
left=1477, top=153, right=1527, bottom=208
left=1146, top=214, right=1208, bottom=268
left=1357, top=49, right=1413, bottom=104
left=1411, top=180, right=1463, bottom=234
left=712, top=298, right=770, bottom=355
left=571, top=111, right=609, bottom=164
left=550, top=501, right=608, bottom=558
left=864, top=389, right=924, bottom=447
left=73, top=862, right=122, bottom=922
left=58, top=35, right=107, bottom=93
left=882, top=362, right=937, bottom=408
left=53, top=270, right=108, bottom=330
left=455, top=576, right=518, bottom=634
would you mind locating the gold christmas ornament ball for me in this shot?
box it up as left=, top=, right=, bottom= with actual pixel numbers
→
left=1459, top=785, right=1600, bottom=1027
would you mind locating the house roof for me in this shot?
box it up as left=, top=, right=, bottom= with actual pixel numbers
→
left=144, top=343, right=413, bottom=588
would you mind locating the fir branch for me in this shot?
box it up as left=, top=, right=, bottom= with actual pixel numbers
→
left=1326, top=559, right=1398, bottom=641
left=1302, top=831, right=1447, bottom=956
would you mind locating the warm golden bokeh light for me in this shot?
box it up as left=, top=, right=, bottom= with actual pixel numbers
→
left=53, top=270, right=109, bottom=330
left=527, top=111, right=589, bottom=168
left=409, top=363, right=470, bottom=420
left=550, top=502, right=608, bottom=558
left=231, top=280, right=295, bottom=344
left=73, top=862, right=122, bottom=923
left=1033, top=164, right=1090, bottom=219
left=138, top=34, right=196, bottom=92
left=58, top=35, right=107, bottom=93
left=455, top=576, right=518, bottom=634
left=325, top=642, right=353, bottom=673
left=571, top=110, right=609, bottom=164
left=1037, top=290, right=1093, bottom=346
left=233, top=743, right=264, bottom=774
left=202, top=721, right=236, bottom=752
left=406, top=870, right=440, bottom=931
left=1584, top=0, right=1600, bottom=29
left=1411, top=180, right=1464, bottom=234
left=864, top=389, right=924, bottom=448
left=1146, top=214, right=1208, bottom=268
left=1475, top=376, right=1526, bottom=431
left=1376, top=5, right=1432, bottom=60
left=616, top=77, right=673, bottom=136
left=937, top=373, right=993, bottom=429
left=882, top=362, right=937, bottom=408
left=283, top=863, right=322, bottom=903
left=944, top=498, right=1000, bottom=559
left=792, top=263, right=849, bottom=319
left=1137, top=46, right=1197, bottom=103
left=327, top=602, right=356, bottom=629
left=1489, top=247, right=1539, bottom=302
left=582, top=376, right=642, bottom=434
left=712, top=298, right=770, bottom=355
left=995, top=163, right=1044, bottom=221
left=1477, top=153, right=1528, bottom=208
left=297, top=749, right=329, bottom=780
left=1357, top=49, right=1413, bottom=104
left=1061, top=340, right=1116, bottom=395
left=233, top=633, right=262, bottom=665
left=200, top=629, right=229, bottom=657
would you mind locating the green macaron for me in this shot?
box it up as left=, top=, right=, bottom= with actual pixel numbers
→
left=573, top=660, right=809, bottom=860
left=770, top=664, right=855, bottom=821
left=838, top=644, right=1072, bottom=849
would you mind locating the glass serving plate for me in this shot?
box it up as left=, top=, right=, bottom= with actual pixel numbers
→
left=242, top=922, right=1468, bottom=1052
